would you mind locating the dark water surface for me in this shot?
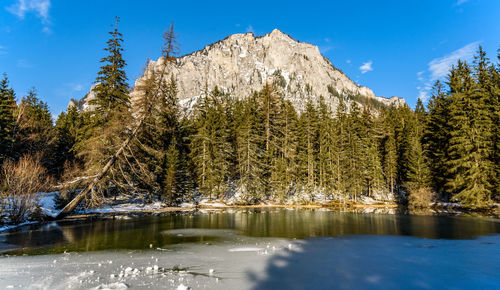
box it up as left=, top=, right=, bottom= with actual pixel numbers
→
left=1, top=208, right=499, bottom=255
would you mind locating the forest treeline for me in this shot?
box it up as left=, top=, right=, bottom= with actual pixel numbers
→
left=0, top=21, right=499, bottom=223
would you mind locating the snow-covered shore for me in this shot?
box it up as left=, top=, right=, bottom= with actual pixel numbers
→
left=2, top=191, right=498, bottom=233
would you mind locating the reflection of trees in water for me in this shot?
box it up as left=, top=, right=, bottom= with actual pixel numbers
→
left=2, top=210, right=499, bottom=255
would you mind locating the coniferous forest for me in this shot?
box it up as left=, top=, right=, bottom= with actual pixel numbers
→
left=1, top=21, right=499, bottom=225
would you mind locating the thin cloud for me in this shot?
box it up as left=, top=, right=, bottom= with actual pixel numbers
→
left=6, top=0, right=51, bottom=22
left=319, top=45, right=334, bottom=54
left=416, top=41, right=478, bottom=102
left=359, top=61, right=373, bottom=74
left=17, top=59, right=33, bottom=68
left=456, top=0, right=469, bottom=5
left=6, top=0, right=52, bottom=32
left=417, top=71, right=425, bottom=82
left=54, top=82, right=84, bottom=97
left=0, top=45, right=6, bottom=55
left=41, top=26, right=51, bottom=34
left=246, top=25, right=254, bottom=33
left=428, top=41, right=478, bottom=81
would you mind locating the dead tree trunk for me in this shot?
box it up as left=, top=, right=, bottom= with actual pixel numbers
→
left=55, top=118, right=144, bottom=219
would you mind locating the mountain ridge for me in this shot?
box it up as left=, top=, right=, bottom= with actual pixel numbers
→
left=71, top=29, right=405, bottom=112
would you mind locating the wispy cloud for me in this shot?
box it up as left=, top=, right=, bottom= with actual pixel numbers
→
left=416, top=41, right=479, bottom=102
left=54, top=82, right=85, bottom=97
left=319, top=45, right=334, bottom=54
left=428, top=41, right=478, bottom=81
left=0, top=45, right=7, bottom=55
left=73, top=84, right=83, bottom=91
left=359, top=61, right=373, bottom=74
left=455, top=0, right=469, bottom=6
left=246, top=25, right=254, bottom=33
left=17, top=59, right=32, bottom=68
left=346, top=59, right=351, bottom=64
left=6, top=0, right=52, bottom=32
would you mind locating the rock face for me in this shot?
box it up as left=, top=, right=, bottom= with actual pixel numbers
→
left=77, top=29, right=405, bottom=113
left=67, top=84, right=98, bottom=111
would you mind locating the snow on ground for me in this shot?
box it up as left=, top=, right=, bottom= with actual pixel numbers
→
left=0, top=221, right=38, bottom=234
left=0, top=232, right=499, bottom=289
left=80, top=201, right=166, bottom=214
left=39, top=192, right=59, bottom=218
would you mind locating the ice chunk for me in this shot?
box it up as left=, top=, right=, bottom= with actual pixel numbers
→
left=94, top=282, right=129, bottom=290
left=229, top=247, right=263, bottom=252
left=177, top=284, right=190, bottom=290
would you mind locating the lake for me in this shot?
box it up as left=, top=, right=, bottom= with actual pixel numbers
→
left=0, top=208, right=499, bottom=289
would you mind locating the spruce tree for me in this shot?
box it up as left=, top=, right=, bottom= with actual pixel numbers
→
left=297, top=98, right=319, bottom=192
left=53, top=105, right=82, bottom=175
left=381, top=106, right=398, bottom=197
left=234, top=96, right=266, bottom=202
left=344, top=102, right=365, bottom=201
left=74, top=17, right=131, bottom=205
left=0, top=74, right=16, bottom=163
left=12, top=89, right=54, bottom=168
left=446, top=60, right=494, bottom=208
left=361, top=107, right=384, bottom=197
left=423, top=81, right=452, bottom=198
left=90, top=16, right=130, bottom=120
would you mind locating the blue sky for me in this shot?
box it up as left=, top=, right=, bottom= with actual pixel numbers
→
left=0, top=0, right=499, bottom=117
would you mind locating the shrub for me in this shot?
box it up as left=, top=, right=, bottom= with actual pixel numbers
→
left=0, top=155, right=51, bottom=224
left=408, top=187, right=436, bottom=209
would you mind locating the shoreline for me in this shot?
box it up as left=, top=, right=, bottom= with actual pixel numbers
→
left=1, top=200, right=498, bottom=234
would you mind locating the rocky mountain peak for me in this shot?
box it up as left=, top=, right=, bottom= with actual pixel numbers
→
left=75, top=29, right=405, bottom=113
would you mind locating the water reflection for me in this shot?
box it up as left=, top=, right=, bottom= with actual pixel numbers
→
left=1, top=209, right=499, bottom=255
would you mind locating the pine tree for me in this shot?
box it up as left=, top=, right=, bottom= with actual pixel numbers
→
left=53, top=105, right=82, bottom=176
left=190, top=87, right=233, bottom=200
left=343, top=102, right=365, bottom=201
left=332, top=99, right=348, bottom=199
left=446, top=59, right=494, bottom=208
left=361, top=107, right=384, bottom=197
left=90, top=17, right=130, bottom=121
left=270, top=98, right=299, bottom=200
left=0, top=74, right=16, bottom=163
left=130, top=23, right=185, bottom=204
left=74, top=17, right=131, bottom=205
left=256, top=84, right=281, bottom=195
left=297, top=98, right=319, bottom=192
left=234, top=96, right=266, bottom=202
left=317, top=96, right=334, bottom=193
left=381, top=107, right=398, bottom=197
left=423, top=81, right=452, bottom=198
left=406, top=135, right=431, bottom=189
left=13, top=89, right=53, bottom=162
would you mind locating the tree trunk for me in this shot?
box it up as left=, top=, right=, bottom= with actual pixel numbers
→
left=56, top=118, right=144, bottom=219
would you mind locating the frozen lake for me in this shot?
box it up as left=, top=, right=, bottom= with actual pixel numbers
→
left=0, top=209, right=499, bottom=289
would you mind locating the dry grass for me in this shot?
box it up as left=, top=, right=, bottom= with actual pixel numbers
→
left=0, top=155, right=52, bottom=224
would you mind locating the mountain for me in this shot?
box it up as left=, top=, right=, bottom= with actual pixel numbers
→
left=72, top=29, right=405, bottom=112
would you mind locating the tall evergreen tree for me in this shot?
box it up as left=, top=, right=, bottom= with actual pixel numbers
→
left=446, top=59, right=494, bottom=208
left=53, top=105, right=82, bottom=175
left=0, top=74, right=16, bottom=163
left=234, top=96, right=266, bottom=202
left=423, top=81, right=452, bottom=198
left=90, top=17, right=130, bottom=120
